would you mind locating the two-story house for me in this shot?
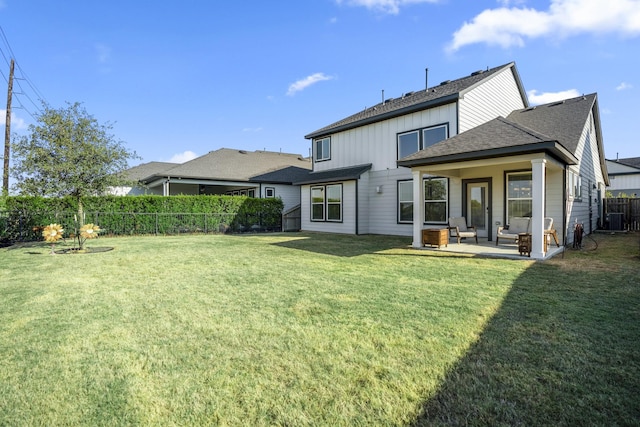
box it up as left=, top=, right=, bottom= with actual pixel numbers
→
left=298, top=62, right=608, bottom=260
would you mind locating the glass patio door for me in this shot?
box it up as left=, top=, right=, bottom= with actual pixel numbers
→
left=467, top=182, right=489, bottom=238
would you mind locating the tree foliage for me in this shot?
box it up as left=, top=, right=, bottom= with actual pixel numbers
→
left=11, top=102, right=139, bottom=198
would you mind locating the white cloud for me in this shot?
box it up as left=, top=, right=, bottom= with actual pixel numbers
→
left=616, top=82, right=633, bottom=91
left=242, top=126, right=263, bottom=133
left=0, top=110, right=27, bottom=130
left=528, top=89, right=581, bottom=105
left=335, top=0, right=438, bottom=15
left=286, top=73, right=334, bottom=96
left=169, top=150, right=198, bottom=163
left=448, top=0, right=640, bottom=52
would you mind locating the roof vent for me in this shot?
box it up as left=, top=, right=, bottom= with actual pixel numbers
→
left=403, top=91, right=414, bottom=98
left=239, top=150, right=247, bottom=154
left=440, top=80, right=450, bottom=86
left=471, top=70, right=484, bottom=76
left=548, top=100, right=565, bottom=107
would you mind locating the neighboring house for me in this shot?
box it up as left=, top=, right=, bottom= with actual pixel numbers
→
left=115, top=149, right=311, bottom=212
left=300, top=62, right=608, bottom=260
left=111, top=161, right=178, bottom=195
left=606, top=157, right=640, bottom=197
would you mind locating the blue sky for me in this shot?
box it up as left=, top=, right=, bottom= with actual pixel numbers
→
left=1, top=0, right=639, bottom=166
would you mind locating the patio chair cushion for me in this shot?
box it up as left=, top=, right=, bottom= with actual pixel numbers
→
left=496, top=217, right=530, bottom=245
left=448, top=217, right=478, bottom=244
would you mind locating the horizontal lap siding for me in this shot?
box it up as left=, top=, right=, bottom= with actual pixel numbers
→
left=459, top=68, right=526, bottom=133
left=263, top=185, right=300, bottom=212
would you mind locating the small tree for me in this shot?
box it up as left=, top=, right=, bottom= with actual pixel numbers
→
left=11, top=102, right=139, bottom=248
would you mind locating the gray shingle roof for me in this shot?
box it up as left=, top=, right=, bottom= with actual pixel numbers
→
left=397, top=93, right=601, bottom=168
left=250, top=166, right=314, bottom=184
left=507, top=93, right=598, bottom=154
left=140, top=148, right=311, bottom=182
left=123, top=162, right=178, bottom=181
left=305, top=62, right=526, bottom=139
left=612, top=157, right=640, bottom=169
left=293, top=164, right=372, bottom=185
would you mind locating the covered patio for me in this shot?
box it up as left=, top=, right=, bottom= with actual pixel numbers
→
left=419, top=236, right=565, bottom=260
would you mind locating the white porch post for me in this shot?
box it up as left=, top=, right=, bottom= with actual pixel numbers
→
left=412, top=169, right=424, bottom=248
left=531, top=159, right=546, bottom=259
left=163, top=179, right=170, bottom=196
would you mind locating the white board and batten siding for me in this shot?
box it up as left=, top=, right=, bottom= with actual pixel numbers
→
left=458, top=67, right=526, bottom=133
left=300, top=181, right=357, bottom=234
left=260, top=184, right=300, bottom=212
left=313, top=103, right=458, bottom=174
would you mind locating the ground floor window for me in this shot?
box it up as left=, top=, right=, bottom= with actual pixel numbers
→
left=397, top=177, right=448, bottom=224
left=311, top=184, right=342, bottom=222
left=506, top=171, right=532, bottom=220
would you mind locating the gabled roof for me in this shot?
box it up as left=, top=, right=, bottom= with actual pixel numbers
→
left=397, top=117, right=578, bottom=167
left=123, top=161, right=178, bottom=181
left=140, top=148, right=311, bottom=183
left=606, top=158, right=640, bottom=175
left=250, top=166, right=314, bottom=184
left=305, top=62, right=527, bottom=140
left=293, top=164, right=372, bottom=185
left=507, top=93, right=598, bottom=154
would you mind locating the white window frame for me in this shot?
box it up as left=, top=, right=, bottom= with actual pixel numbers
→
left=568, top=169, right=582, bottom=201
left=311, top=186, right=325, bottom=221
left=398, top=180, right=414, bottom=223
left=506, top=171, right=533, bottom=221
left=265, top=187, right=275, bottom=198
left=315, top=137, right=331, bottom=162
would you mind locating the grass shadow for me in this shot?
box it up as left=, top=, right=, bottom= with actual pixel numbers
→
left=271, top=232, right=412, bottom=257
left=411, top=233, right=640, bottom=426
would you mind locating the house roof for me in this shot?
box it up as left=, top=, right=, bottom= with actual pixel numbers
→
left=250, top=166, right=315, bottom=184
left=305, top=62, right=527, bottom=140
left=611, top=157, right=640, bottom=169
left=397, top=117, right=578, bottom=168
left=397, top=93, right=607, bottom=170
left=140, top=148, right=311, bottom=183
left=293, top=164, right=372, bottom=185
left=123, top=161, right=178, bottom=181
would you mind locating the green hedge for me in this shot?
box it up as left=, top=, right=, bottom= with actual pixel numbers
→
left=0, top=195, right=284, bottom=242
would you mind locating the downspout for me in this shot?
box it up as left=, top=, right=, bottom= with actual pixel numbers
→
left=355, top=179, right=359, bottom=235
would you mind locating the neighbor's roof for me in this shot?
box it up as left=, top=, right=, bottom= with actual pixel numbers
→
left=611, top=157, right=640, bottom=169
left=397, top=93, right=604, bottom=169
left=140, top=148, right=311, bottom=183
left=305, top=62, right=527, bottom=140
left=293, top=164, right=372, bottom=185
left=123, top=162, right=178, bottom=181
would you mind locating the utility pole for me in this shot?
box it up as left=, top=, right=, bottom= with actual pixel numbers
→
left=3, top=58, right=14, bottom=195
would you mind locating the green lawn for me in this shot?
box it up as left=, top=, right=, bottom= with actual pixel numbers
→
left=0, top=232, right=638, bottom=426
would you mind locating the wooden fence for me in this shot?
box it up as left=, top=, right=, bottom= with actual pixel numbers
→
left=603, top=198, right=640, bottom=231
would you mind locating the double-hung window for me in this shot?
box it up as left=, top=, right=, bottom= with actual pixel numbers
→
left=397, top=177, right=448, bottom=223
left=397, top=124, right=448, bottom=160
left=311, top=184, right=342, bottom=222
left=506, top=172, right=532, bottom=221
left=568, top=169, right=582, bottom=201
left=315, top=137, right=331, bottom=162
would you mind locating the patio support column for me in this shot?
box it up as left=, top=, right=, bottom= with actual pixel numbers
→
left=163, top=178, right=170, bottom=196
left=531, top=159, right=546, bottom=259
left=412, top=169, right=424, bottom=248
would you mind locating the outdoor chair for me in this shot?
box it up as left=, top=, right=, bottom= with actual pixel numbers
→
left=545, top=217, right=560, bottom=247
left=496, top=217, right=530, bottom=246
left=448, top=217, right=478, bottom=244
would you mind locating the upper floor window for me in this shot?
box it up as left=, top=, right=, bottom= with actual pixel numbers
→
left=397, top=124, right=448, bottom=160
left=315, top=137, right=331, bottom=162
